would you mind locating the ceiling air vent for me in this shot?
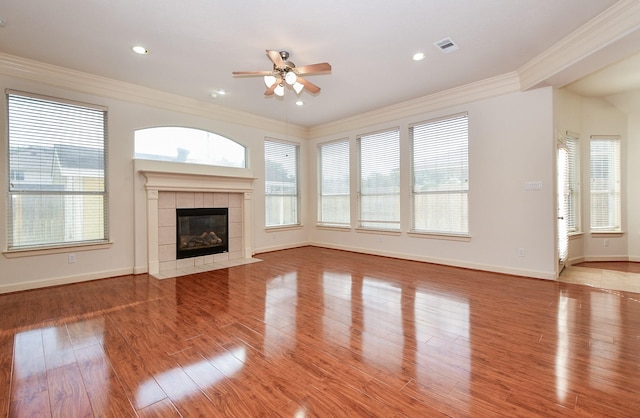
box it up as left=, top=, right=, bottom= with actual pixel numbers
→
left=434, top=37, right=459, bottom=53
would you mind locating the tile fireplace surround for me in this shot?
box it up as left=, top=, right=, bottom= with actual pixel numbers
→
left=139, top=168, right=259, bottom=279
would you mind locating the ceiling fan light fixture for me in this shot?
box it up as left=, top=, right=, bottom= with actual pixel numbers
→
left=274, top=83, right=285, bottom=97
left=285, top=70, right=297, bottom=85
left=293, top=81, right=304, bottom=94
left=264, top=75, right=277, bottom=88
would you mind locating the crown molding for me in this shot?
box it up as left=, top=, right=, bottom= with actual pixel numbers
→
left=518, top=0, right=640, bottom=91
left=0, top=52, right=308, bottom=138
left=308, top=72, right=521, bottom=139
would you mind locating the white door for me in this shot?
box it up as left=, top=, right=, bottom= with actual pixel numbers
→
left=557, top=145, right=569, bottom=275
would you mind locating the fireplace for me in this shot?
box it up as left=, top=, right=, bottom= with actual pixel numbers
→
left=176, top=208, right=228, bottom=259
left=137, top=164, right=256, bottom=277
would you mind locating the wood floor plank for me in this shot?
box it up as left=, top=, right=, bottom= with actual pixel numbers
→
left=41, top=322, right=77, bottom=371
left=99, top=318, right=167, bottom=410
left=46, top=363, right=93, bottom=418
left=9, top=390, right=51, bottom=418
left=2, top=247, right=640, bottom=416
left=10, top=329, right=47, bottom=402
left=0, top=332, right=14, bottom=418
left=136, top=398, right=181, bottom=418
left=74, top=344, right=137, bottom=417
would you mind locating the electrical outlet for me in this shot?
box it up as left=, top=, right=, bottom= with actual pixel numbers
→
left=518, top=248, right=525, bottom=257
left=68, top=253, right=76, bottom=264
left=604, top=239, right=609, bottom=247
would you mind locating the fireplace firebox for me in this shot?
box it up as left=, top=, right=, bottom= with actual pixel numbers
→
left=176, top=208, right=228, bottom=259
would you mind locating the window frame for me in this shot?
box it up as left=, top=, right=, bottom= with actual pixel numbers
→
left=409, top=113, right=469, bottom=237
left=264, top=138, right=301, bottom=228
left=589, top=135, right=621, bottom=233
left=566, top=135, right=581, bottom=234
left=317, top=138, right=351, bottom=228
left=356, top=128, right=401, bottom=232
left=6, top=90, right=109, bottom=252
left=134, top=127, right=247, bottom=168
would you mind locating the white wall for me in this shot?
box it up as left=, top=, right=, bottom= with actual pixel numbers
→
left=0, top=74, right=307, bottom=293
left=308, top=88, right=558, bottom=279
left=628, top=116, right=640, bottom=261
left=606, top=90, right=640, bottom=262
left=0, top=69, right=561, bottom=293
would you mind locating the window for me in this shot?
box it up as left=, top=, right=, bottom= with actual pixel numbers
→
left=135, top=127, right=246, bottom=168
left=411, top=113, right=468, bottom=235
left=318, top=139, right=350, bottom=227
left=590, top=136, right=621, bottom=232
left=7, top=91, right=108, bottom=250
left=566, top=135, right=581, bottom=233
left=265, top=139, right=299, bottom=227
left=357, top=129, right=400, bottom=231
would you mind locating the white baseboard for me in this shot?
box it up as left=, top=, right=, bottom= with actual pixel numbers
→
left=307, top=242, right=557, bottom=280
left=0, top=267, right=134, bottom=294
left=133, top=265, right=148, bottom=274
left=254, top=241, right=311, bottom=255
left=583, top=255, right=630, bottom=262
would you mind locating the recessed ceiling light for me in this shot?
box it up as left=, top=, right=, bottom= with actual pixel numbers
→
left=210, top=89, right=227, bottom=98
left=132, top=45, right=149, bottom=55
left=295, top=100, right=304, bottom=106
left=412, top=52, right=426, bottom=61
left=0, top=18, right=7, bottom=27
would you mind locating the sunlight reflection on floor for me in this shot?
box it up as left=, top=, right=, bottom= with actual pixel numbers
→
left=559, top=266, right=640, bottom=294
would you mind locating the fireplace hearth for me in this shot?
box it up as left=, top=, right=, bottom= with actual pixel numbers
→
left=176, top=208, right=228, bottom=259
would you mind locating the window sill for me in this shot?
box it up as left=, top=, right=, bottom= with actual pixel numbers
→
left=408, top=231, right=471, bottom=242
left=316, top=225, right=351, bottom=232
left=3, top=241, right=113, bottom=259
left=568, top=232, right=584, bottom=240
left=265, top=224, right=303, bottom=233
left=590, top=231, right=624, bottom=238
left=354, top=228, right=401, bottom=236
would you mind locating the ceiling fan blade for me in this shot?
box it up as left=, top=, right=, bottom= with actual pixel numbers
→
left=264, top=84, right=277, bottom=96
left=294, top=62, right=332, bottom=75
left=297, top=76, right=321, bottom=94
left=266, top=50, right=285, bottom=68
left=232, top=70, right=273, bottom=76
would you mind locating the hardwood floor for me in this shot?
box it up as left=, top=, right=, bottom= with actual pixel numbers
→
left=2, top=246, right=640, bottom=417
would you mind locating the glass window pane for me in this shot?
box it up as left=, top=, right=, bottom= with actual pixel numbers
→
left=265, top=140, right=299, bottom=227
left=357, top=130, right=400, bottom=231
left=318, top=139, right=350, bottom=227
left=411, top=114, right=469, bottom=235
left=7, top=92, right=108, bottom=250
left=135, top=127, right=246, bottom=168
left=590, top=138, right=621, bottom=232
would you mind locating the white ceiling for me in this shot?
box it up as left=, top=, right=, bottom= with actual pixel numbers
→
left=0, top=0, right=635, bottom=127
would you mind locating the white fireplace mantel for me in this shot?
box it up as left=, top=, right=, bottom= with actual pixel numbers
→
left=137, top=162, right=256, bottom=276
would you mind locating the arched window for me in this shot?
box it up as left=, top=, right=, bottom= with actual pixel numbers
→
left=134, top=127, right=246, bottom=168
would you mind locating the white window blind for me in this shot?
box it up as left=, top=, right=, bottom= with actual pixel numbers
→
left=357, top=129, right=400, bottom=231
left=566, top=136, right=580, bottom=233
left=590, top=137, right=621, bottom=232
left=411, top=113, right=468, bottom=235
left=265, top=139, right=299, bottom=227
left=318, top=139, right=350, bottom=227
left=7, top=91, right=108, bottom=250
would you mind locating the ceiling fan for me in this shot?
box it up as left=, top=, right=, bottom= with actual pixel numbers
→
left=232, top=50, right=332, bottom=96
